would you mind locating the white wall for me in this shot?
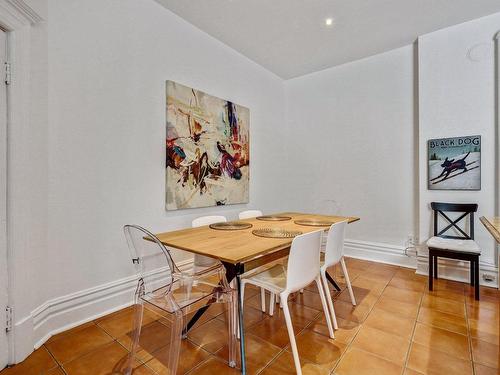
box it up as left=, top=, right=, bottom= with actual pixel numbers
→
left=284, top=46, right=417, bottom=252
left=12, top=0, right=286, bottom=361
left=418, top=13, right=500, bottom=277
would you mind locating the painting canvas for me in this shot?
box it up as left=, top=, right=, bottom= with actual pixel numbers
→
left=165, top=81, right=250, bottom=210
left=428, top=135, right=481, bottom=190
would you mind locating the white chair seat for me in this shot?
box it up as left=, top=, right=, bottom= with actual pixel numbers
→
left=426, top=236, right=480, bottom=253
left=244, top=264, right=287, bottom=292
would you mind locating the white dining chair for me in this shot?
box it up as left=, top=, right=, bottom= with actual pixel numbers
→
left=320, top=220, right=356, bottom=330
left=238, top=210, right=263, bottom=220
left=239, top=209, right=274, bottom=314
left=192, top=215, right=226, bottom=268
left=240, top=230, right=335, bottom=375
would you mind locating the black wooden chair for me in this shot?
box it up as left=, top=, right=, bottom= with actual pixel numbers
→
left=427, top=202, right=481, bottom=300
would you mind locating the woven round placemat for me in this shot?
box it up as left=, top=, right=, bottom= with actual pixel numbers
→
left=294, top=219, right=335, bottom=227
left=209, top=222, right=253, bottom=230
left=255, top=216, right=292, bottom=221
left=252, top=228, right=302, bottom=238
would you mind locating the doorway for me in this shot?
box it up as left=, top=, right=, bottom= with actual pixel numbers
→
left=0, top=27, right=9, bottom=369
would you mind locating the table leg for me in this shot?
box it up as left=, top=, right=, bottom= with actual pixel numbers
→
left=184, top=305, right=209, bottom=336
left=183, top=263, right=235, bottom=334
left=235, top=269, right=247, bottom=374
left=325, top=271, right=342, bottom=291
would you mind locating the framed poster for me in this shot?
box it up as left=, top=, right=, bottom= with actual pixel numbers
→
left=428, top=135, right=481, bottom=190
left=165, top=81, right=250, bottom=210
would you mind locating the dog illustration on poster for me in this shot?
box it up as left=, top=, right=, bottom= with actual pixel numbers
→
left=428, top=135, right=481, bottom=190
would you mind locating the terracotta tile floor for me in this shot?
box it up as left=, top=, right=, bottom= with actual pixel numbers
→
left=2, top=258, right=500, bottom=374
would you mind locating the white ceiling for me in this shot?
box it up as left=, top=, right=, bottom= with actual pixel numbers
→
left=155, top=0, right=500, bottom=79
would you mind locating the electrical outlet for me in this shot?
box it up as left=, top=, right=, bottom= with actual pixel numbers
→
left=406, top=234, right=418, bottom=247
left=482, top=273, right=496, bottom=282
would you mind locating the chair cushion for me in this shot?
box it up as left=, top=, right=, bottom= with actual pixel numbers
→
left=426, top=236, right=480, bottom=254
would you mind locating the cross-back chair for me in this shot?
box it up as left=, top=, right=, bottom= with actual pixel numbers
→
left=426, top=202, right=481, bottom=300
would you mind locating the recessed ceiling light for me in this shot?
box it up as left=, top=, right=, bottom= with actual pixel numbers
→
left=325, top=18, right=333, bottom=26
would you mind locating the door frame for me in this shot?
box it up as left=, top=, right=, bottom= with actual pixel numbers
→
left=0, top=27, right=8, bottom=370
left=0, top=0, right=42, bottom=365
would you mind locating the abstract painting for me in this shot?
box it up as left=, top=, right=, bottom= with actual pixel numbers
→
left=165, top=81, right=250, bottom=210
left=428, top=135, right=481, bottom=190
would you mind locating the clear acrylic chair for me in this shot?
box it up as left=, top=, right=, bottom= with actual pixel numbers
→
left=123, top=225, right=237, bottom=375
left=321, top=221, right=356, bottom=330
left=240, top=230, right=335, bottom=375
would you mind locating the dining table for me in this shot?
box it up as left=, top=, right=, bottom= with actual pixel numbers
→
left=479, top=216, right=500, bottom=291
left=480, top=216, right=500, bottom=243
left=155, top=212, right=360, bottom=374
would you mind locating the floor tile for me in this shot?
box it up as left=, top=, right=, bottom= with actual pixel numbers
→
left=46, top=367, right=65, bottom=375
left=351, top=325, right=410, bottom=365
left=425, top=280, right=466, bottom=302
left=178, top=304, right=227, bottom=330
left=393, top=268, right=422, bottom=281
left=247, top=316, right=304, bottom=348
left=95, top=305, right=159, bottom=339
left=45, top=324, right=113, bottom=364
left=310, top=315, right=360, bottom=345
left=331, top=299, right=371, bottom=323
left=145, top=340, right=211, bottom=374
left=471, top=339, right=500, bottom=369
left=468, top=319, right=500, bottom=346
left=117, top=320, right=172, bottom=362
left=337, top=287, right=378, bottom=308
left=290, top=329, right=347, bottom=370
left=333, top=347, right=402, bottom=375
left=187, top=357, right=241, bottom=374
left=260, top=350, right=330, bottom=375
left=403, top=369, right=424, bottom=375
left=381, top=285, right=423, bottom=304
left=474, top=363, right=500, bottom=375
left=351, top=276, right=387, bottom=295
left=62, top=341, right=136, bottom=375
left=364, top=307, right=415, bottom=340
left=407, top=342, right=473, bottom=375
left=267, top=301, right=321, bottom=328
left=388, top=277, right=426, bottom=292
left=466, top=302, right=499, bottom=321
left=412, top=323, right=470, bottom=360
left=217, top=305, right=267, bottom=329
left=46, top=322, right=96, bottom=344
left=188, top=318, right=232, bottom=354
left=375, top=295, right=419, bottom=319
left=421, top=294, right=466, bottom=316
left=293, top=289, right=326, bottom=311
left=215, top=333, right=281, bottom=374
left=417, top=306, right=468, bottom=335
left=0, top=347, right=57, bottom=375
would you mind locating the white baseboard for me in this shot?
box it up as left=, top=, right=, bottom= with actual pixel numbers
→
left=12, top=259, right=192, bottom=364
left=344, top=239, right=417, bottom=269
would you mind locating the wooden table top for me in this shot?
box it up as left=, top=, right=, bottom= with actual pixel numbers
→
left=155, top=212, right=360, bottom=264
left=480, top=216, right=500, bottom=244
